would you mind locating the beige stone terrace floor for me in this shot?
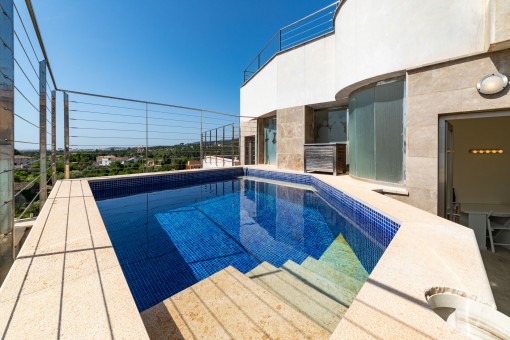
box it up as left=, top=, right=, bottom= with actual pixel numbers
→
left=0, top=180, right=149, bottom=339
left=0, top=166, right=500, bottom=338
left=481, top=246, right=510, bottom=317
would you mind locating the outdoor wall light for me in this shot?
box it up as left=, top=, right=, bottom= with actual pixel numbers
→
left=477, top=73, right=508, bottom=95
left=469, top=149, right=504, bottom=154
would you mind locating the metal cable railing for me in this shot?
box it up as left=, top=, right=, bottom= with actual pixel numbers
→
left=15, top=170, right=54, bottom=220
left=243, top=1, right=340, bottom=83
left=64, top=91, right=241, bottom=178
left=0, top=1, right=58, bottom=262
left=0, top=0, right=245, bottom=264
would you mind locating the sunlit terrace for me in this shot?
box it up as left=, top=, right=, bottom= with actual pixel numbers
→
left=1, top=0, right=510, bottom=339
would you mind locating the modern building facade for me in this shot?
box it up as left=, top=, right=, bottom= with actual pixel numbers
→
left=240, top=0, right=510, bottom=218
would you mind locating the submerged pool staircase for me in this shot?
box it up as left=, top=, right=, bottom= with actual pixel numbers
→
left=141, top=234, right=368, bottom=339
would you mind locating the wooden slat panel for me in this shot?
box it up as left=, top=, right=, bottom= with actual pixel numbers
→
left=305, top=144, right=347, bottom=174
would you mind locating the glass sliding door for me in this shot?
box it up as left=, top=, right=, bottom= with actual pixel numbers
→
left=353, top=87, right=376, bottom=180
left=264, top=117, right=277, bottom=165
left=348, top=79, right=405, bottom=183
left=374, top=80, right=405, bottom=182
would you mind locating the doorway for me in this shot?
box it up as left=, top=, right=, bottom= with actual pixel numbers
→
left=244, top=136, right=255, bottom=165
left=439, top=113, right=510, bottom=219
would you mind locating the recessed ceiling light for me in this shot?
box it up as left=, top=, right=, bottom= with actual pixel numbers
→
left=469, top=149, right=504, bottom=155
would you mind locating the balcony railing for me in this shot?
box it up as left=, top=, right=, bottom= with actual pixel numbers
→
left=0, top=0, right=247, bottom=265
left=243, top=1, right=340, bottom=83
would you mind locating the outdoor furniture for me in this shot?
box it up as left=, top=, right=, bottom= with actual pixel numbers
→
left=487, top=212, right=510, bottom=253
left=304, top=143, right=347, bottom=176
left=460, top=203, right=510, bottom=250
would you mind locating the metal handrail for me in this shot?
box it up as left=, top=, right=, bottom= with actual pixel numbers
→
left=243, top=1, right=339, bottom=84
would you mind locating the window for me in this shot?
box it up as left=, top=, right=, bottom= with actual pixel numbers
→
left=313, top=108, right=348, bottom=143
left=348, top=80, right=404, bottom=183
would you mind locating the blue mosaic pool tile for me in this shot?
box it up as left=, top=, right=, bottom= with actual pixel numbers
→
left=90, top=168, right=244, bottom=200
left=239, top=169, right=401, bottom=271
left=94, top=167, right=401, bottom=311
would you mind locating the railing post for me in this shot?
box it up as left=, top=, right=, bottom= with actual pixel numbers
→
left=0, top=0, right=14, bottom=238
left=145, top=103, right=148, bottom=173
left=232, top=124, right=235, bottom=166
left=215, top=128, right=218, bottom=166
left=222, top=126, right=225, bottom=167
left=209, top=130, right=211, bottom=160
left=199, top=111, right=203, bottom=168
left=279, top=29, right=282, bottom=51
left=39, top=60, right=47, bottom=209
left=51, top=90, right=56, bottom=185
left=64, top=92, right=70, bottom=179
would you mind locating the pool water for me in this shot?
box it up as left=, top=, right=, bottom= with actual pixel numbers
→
left=96, top=177, right=370, bottom=311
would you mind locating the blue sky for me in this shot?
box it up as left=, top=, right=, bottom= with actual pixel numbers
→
left=14, top=0, right=334, bottom=149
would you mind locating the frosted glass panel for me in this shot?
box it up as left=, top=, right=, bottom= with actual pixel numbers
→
left=348, top=98, right=357, bottom=174
left=314, top=108, right=347, bottom=143
left=375, top=81, right=404, bottom=182
left=348, top=80, right=404, bottom=183
left=354, top=87, right=375, bottom=179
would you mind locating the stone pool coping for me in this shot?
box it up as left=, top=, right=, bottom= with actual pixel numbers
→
left=0, top=166, right=494, bottom=338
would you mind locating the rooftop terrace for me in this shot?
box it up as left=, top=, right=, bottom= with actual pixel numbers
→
left=0, top=166, right=499, bottom=338
left=1, top=0, right=509, bottom=338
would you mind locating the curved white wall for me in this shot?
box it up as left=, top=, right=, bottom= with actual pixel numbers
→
left=240, top=35, right=336, bottom=120
left=241, top=0, right=490, bottom=120
left=334, top=0, right=488, bottom=96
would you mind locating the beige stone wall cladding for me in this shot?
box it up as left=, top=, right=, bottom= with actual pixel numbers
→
left=239, top=120, right=257, bottom=165
left=490, top=0, right=510, bottom=51
left=404, top=48, right=510, bottom=214
left=276, top=106, right=314, bottom=171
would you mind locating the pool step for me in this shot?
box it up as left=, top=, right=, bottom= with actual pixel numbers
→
left=319, top=234, right=369, bottom=282
left=247, top=261, right=347, bottom=333
left=281, top=260, right=356, bottom=308
left=301, top=257, right=365, bottom=294
left=140, top=266, right=329, bottom=340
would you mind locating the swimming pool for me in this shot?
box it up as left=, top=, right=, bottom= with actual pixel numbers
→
left=92, top=169, right=399, bottom=312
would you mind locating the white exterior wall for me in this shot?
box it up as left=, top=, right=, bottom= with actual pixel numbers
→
left=241, top=0, right=490, bottom=119
left=334, top=0, right=487, bottom=95
left=240, top=35, right=336, bottom=120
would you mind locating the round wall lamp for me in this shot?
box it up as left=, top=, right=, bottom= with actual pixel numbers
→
left=477, top=73, right=508, bottom=95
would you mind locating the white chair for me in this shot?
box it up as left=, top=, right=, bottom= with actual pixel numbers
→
left=487, top=212, right=510, bottom=253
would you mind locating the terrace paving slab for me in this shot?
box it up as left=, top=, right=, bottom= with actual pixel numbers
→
left=0, top=179, right=149, bottom=339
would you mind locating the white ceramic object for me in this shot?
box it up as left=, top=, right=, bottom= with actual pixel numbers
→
left=425, top=287, right=510, bottom=339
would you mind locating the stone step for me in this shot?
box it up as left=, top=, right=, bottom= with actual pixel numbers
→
left=140, top=266, right=330, bottom=340
left=247, top=261, right=346, bottom=333
left=319, top=234, right=369, bottom=282
left=281, top=260, right=356, bottom=309
left=302, top=257, right=365, bottom=294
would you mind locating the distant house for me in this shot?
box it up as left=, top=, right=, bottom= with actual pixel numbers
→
left=121, top=157, right=139, bottom=165
left=14, top=155, right=36, bottom=169
left=96, top=155, right=129, bottom=166
left=186, top=160, right=201, bottom=170
left=146, top=159, right=162, bottom=167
